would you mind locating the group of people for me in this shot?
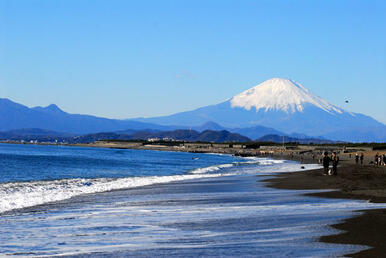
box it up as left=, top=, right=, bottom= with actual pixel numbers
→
left=354, top=152, right=386, bottom=166
left=322, top=151, right=339, bottom=176
left=374, top=153, right=386, bottom=166
left=354, top=153, right=364, bottom=164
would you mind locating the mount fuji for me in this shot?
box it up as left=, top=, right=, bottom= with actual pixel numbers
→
left=135, top=78, right=386, bottom=142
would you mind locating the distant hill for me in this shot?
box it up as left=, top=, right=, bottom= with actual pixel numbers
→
left=192, top=121, right=285, bottom=140
left=127, top=129, right=251, bottom=143
left=73, top=132, right=133, bottom=143
left=0, top=128, right=251, bottom=143
left=229, top=125, right=284, bottom=140
left=0, top=98, right=177, bottom=134
left=0, top=128, right=74, bottom=142
left=70, top=129, right=251, bottom=143
left=192, top=121, right=228, bottom=132
left=1, top=128, right=74, bottom=137
left=0, top=126, right=338, bottom=144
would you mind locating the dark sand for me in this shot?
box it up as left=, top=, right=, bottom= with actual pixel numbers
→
left=85, top=141, right=386, bottom=257
left=24, top=141, right=386, bottom=256
left=264, top=158, right=386, bottom=257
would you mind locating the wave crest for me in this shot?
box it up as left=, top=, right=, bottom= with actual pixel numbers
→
left=0, top=173, right=226, bottom=214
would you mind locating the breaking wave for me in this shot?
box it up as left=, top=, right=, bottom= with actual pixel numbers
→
left=189, top=164, right=234, bottom=174
left=0, top=157, right=313, bottom=214
left=0, top=173, right=228, bottom=214
left=189, top=157, right=286, bottom=174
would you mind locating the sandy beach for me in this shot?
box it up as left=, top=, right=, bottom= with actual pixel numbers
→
left=100, top=142, right=386, bottom=257
left=15, top=170, right=379, bottom=257
left=68, top=141, right=386, bottom=256
left=264, top=158, right=386, bottom=257
left=79, top=141, right=386, bottom=256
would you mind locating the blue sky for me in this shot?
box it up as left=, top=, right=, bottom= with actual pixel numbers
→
left=1, top=0, right=385, bottom=123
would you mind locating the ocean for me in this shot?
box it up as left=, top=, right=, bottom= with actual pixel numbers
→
left=0, top=143, right=385, bottom=257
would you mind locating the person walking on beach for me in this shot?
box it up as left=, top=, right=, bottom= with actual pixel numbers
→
left=355, top=153, right=359, bottom=164
left=374, top=153, right=379, bottom=165
left=360, top=153, right=364, bottom=165
left=331, top=152, right=339, bottom=176
left=322, top=152, right=330, bottom=175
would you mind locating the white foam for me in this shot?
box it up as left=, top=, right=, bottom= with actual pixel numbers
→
left=188, top=157, right=285, bottom=174
left=242, top=157, right=286, bottom=165
left=0, top=157, right=319, bottom=214
left=0, top=173, right=227, bottom=214
left=189, top=164, right=233, bottom=174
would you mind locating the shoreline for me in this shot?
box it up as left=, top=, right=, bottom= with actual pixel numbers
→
left=86, top=142, right=386, bottom=256
left=1, top=141, right=385, bottom=256
left=4, top=173, right=370, bottom=257
left=263, top=163, right=386, bottom=257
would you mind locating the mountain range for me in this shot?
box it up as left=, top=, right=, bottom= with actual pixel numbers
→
left=0, top=98, right=283, bottom=140
left=0, top=128, right=332, bottom=144
left=1, top=78, right=385, bottom=142
left=0, top=98, right=176, bottom=134
left=0, top=128, right=251, bottom=143
left=134, top=78, right=386, bottom=142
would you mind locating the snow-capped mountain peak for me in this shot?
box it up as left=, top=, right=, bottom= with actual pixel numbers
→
left=230, top=78, right=343, bottom=114
left=133, top=77, right=385, bottom=142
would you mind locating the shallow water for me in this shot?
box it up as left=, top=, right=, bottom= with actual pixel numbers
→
left=0, top=143, right=385, bottom=257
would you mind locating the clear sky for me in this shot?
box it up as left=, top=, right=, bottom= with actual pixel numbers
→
left=1, top=0, right=385, bottom=123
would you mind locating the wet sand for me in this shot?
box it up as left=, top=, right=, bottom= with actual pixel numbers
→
left=14, top=141, right=386, bottom=256
left=7, top=173, right=369, bottom=257
left=81, top=141, right=386, bottom=257
left=264, top=162, right=386, bottom=257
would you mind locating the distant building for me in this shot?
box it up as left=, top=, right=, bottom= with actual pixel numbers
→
left=231, top=144, right=246, bottom=149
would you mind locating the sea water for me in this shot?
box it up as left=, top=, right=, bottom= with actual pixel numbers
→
left=0, top=143, right=385, bottom=257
